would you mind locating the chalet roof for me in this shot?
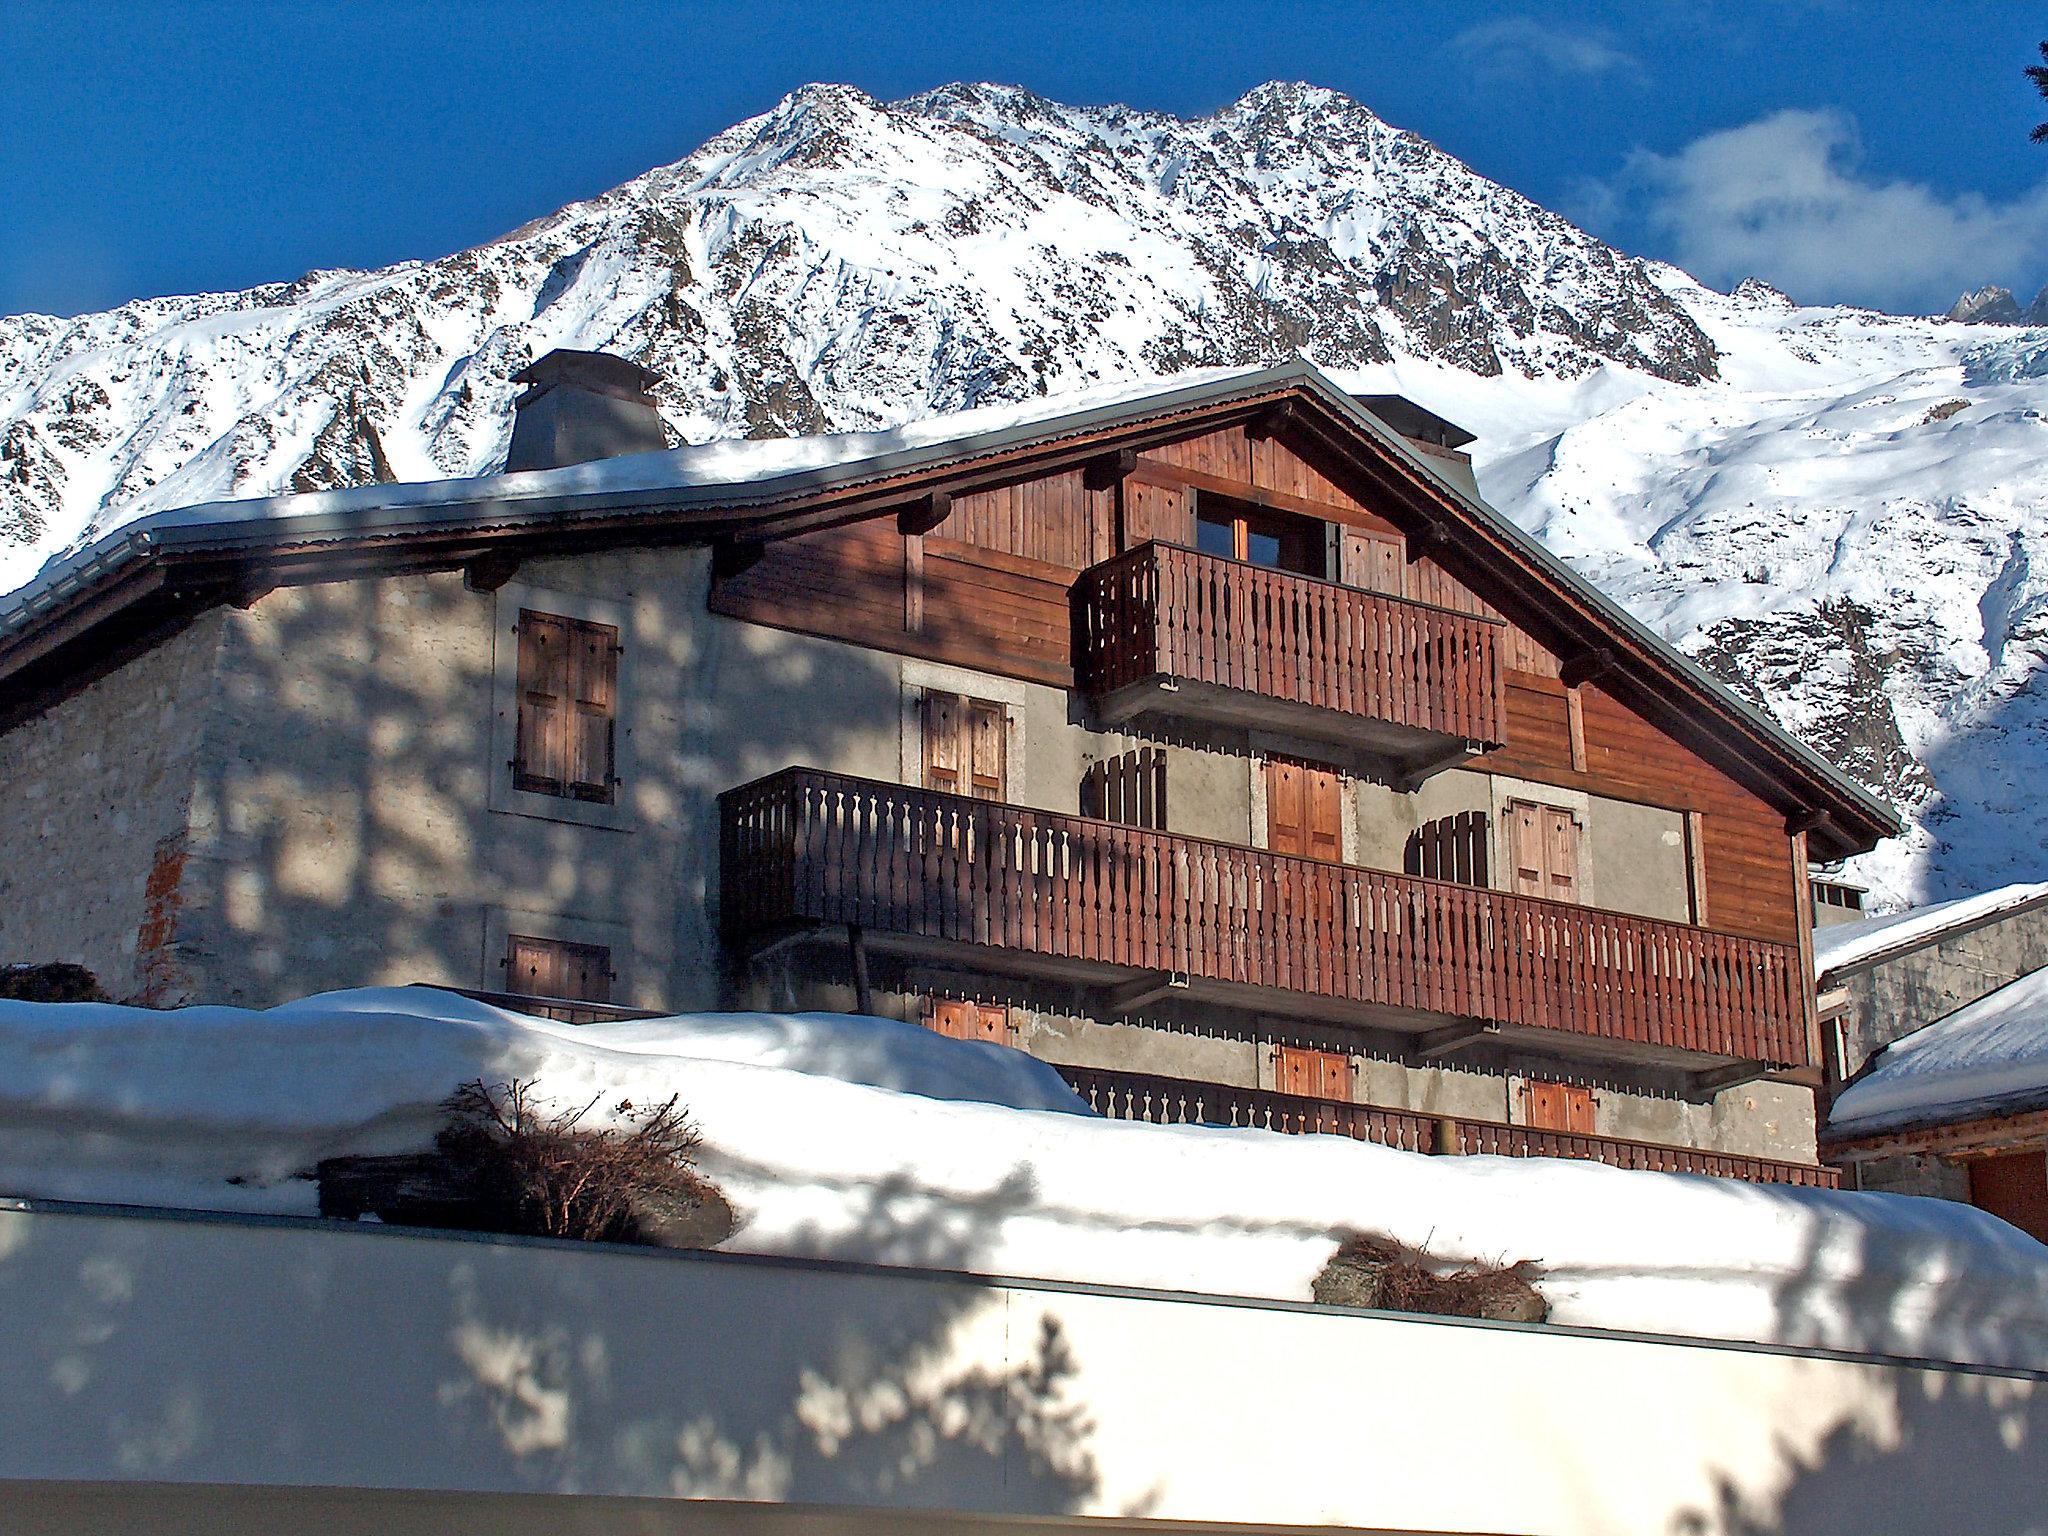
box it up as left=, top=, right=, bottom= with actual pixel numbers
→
left=0, top=359, right=1897, bottom=854
left=1814, top=882, right=2048, bottom=984
left=1825, top=963, right=2048, bottom=1143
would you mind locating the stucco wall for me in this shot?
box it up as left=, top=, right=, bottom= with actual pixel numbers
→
left=0, top=1205, right=2039, bottom=1535
left=0, top=615, right=227, bottom=1002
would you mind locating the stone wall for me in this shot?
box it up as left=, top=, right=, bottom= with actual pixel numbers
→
left=0, top=615, right=226, bottom=1002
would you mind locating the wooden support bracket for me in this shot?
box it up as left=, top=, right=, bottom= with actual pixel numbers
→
left=898, top=490, right=953, bottom=536
left=1395, top=739, right=1487, bottom=794
left=1246, top=403, right=1297, bottom=442
left=711, top=538, right=766, bottom=580
left=847, top=923, right=873, bottom=1016
left=1082, top=447, right=1138, bottom=491
left=1403, top=517, right=1447, bottom=562
left=1106, top=971, right=1190, bottom=1017
left=1692, top=1060, right=1769, bottom=1096
left=1417, top=1020, right=1500, bottom=1059
left=1559, top=647, right=1618, bottom=690
left=463, top=550, right=523, bottom=593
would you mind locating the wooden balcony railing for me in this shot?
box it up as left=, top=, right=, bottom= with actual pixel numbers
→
left=720, top=769, right=1811, bottom=1066
left=1071, top=541, right=1506, bottom=747
left=1058, top=1064, right=1840, bottom=1188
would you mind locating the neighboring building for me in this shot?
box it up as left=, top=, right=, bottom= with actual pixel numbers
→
left=0, top=357, right=1897, bottom=1186
left=1813, top=881, right=2048, bottom=1217
left=1822, top=967, right=2048, bottom=1242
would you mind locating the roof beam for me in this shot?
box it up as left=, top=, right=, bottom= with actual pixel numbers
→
left=1082, top=447, right=1137, bottom=491
left=1417, top=1021, right=1500, bottom=1059
left=1105, top=971, right=1190, bottom=1016
left=897, top=490, right=953, bottom=537
left=1559, top=648, right=1619, bottom=690
left=463, top=550, right=522, bottom=593
left=1246, top=402, right=1297, bottom=442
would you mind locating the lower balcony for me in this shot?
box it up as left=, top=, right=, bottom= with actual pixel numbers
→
left=719, top=768, right=1811, bottom=1071
left=1059, top=1064, right=1839, bottom=1188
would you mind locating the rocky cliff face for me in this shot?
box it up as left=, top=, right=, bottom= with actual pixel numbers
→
left=2, top=81, right=2046, bottom=907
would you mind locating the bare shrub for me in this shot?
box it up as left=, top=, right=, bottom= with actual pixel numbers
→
left=435, top=1079, right=722, bottom=1244
left=1313, top=1233, right=1547, bottom=1323
left=0, top=963, right=110, bottom=1003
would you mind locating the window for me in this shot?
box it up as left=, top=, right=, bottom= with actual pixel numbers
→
left=504, top=933, right=613, bottom=1006
left=1405, top=810, right=1490, bottom=887
left=1265, top=757, right=1343, bottom=862
left=925, top=1000, right=1011, bottom=1044
left=1194, top=495, right=1325, bottom=577
left=921, top=690, right=1006, bottom=801
left=1504, top=800, right=1581, bottom=904
left=1081, top=747, right=1168, bottom=829
left=1522, top=1078, right=1595, bottom=1135
left=513, top=609, right=618, bottom=803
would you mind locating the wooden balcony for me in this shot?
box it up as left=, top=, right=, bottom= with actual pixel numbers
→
left=1059, top=1064, right=1840, bottom=1188
left=719, top=769, right=1811, bottom=1069
left=1071, top=542, right=1506, bottom=775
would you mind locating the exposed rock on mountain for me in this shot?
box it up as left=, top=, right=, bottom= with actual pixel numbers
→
left=1947, top=286, right=2027, bottom=325
left=1, top=81, right=2045, bottom=906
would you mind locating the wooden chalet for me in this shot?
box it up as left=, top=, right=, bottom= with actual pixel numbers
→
left=0, top=358, right=1897, bottom=1188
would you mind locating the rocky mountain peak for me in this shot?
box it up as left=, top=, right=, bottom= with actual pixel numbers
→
left=1947, top=285, right=2027, bottom=325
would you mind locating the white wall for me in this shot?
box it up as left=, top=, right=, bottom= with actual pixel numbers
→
left=0, top=1204, right=2038, bottom=1535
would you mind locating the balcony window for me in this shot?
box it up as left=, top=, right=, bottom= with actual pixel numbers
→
left=1195, top=496, right=1325, bottom=577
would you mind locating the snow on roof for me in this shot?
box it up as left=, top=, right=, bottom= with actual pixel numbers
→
left=1813, top=881, right=2048, bottom=981
left=0, top=364, right=1275, bottom=630
left=0, top=986, right=2042, bottom=1370
left=1828, top=966, right=2048, bottom=1138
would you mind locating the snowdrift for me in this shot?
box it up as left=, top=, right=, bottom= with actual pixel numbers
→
left=1, top=986, right=2043, bottom=1371
left=1829, top=965, right=2048, bottom=1134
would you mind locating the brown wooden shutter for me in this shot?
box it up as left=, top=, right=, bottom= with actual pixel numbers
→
left=922, top=691, right=1006, bottom=802
left=1082, top=748, right=1168, bottom=830
left=968, top=700, right=1006, bottom=802
left=1405, top=811, right=1490, bottom=887
left=1544, top=805, right=1580, bottom=903
left=1339, top=527, right=1406, bottom=595
left=1507, top=800, right=1580, bottom=903
left=567, top=619, right=618, bottom=803
left=924, top=1001, right=1010, bottom=1044
left=1522, top=1079, right=1595, bottom=1134
left=505, top=934, right=611, bottom=1005
left=1508, top=801, right=1545, bottom=897
left=1266, top=758, right=1306, bottom=856
left=1307, top=768, right=1342, bottom=863
left=514, top=610, right=570, bottom=795
left=921, top=691, right=963, bottom=794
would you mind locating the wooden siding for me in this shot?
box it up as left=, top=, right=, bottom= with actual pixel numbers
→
left=1060, top=1064, right=1840, bottom=1187
left=709, top=418, right=1810, bottom=952
left=720, top=768, right=1811, bottom=1066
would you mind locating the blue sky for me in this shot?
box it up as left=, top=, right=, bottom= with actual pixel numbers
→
left=3, top=1, right=2044, bottom=319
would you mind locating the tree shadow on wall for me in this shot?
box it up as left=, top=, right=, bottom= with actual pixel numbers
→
left=0, top=1164, right=1109, bottom=1516
left=1669, top=1197, right=2047, bottom=1535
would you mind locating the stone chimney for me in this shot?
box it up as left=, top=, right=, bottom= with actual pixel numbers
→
left=504, top=349, right=669, bottom=472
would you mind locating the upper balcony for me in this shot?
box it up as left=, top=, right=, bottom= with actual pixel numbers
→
left=1071, top=542, right=1506, bottom=779
left=719, top=768, right=1811, bottom=1072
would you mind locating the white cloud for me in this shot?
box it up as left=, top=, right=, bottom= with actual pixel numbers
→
left=1608, top=109, right=2048, bottom=313
left=1449, top=17, right=1641, bottom=79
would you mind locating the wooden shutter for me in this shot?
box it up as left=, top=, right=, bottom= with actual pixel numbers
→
left=1340, top=526, right=1406, bottom=595
left=922, top=691, right=1006, bottom=802
left=1276, top=1044, right=1350, bottom=1100
left=514, top=611, right=570, bottom=795
left=925, top=1001, right=1010, bottom=1044
left=1405, top=810, right=1490, bottom=887
left=1081, top=747, right=1168, bottom=830
left=1268, top=758, right=1342, bottom=861
left=1506, top=800, right=1581, bottom=903
left=968, top=700, right=1006, bottom=802
left=505, top=934, right=611, bottom=1005
left=515, top=610, right=616, bottom=804
left=566, top=619, right=618, bottom=803
left=1123, top=479, right=1191, bottom=550
left=1522, top=1079, right=1595, bottom=1134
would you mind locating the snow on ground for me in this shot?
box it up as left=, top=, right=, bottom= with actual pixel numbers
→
left=1, top=986, right=2043, bottom=1372
left=1829, top=967, right=2048, bottom=1136
left=1813, top=881, right=2048, bottom=979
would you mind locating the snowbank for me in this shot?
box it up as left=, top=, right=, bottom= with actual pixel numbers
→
left=1829, top=967, right=2048, bottom=1135
left=1, top=987, right=2044, bottom=1371
left=1812, top=881, right=2048, bottom=980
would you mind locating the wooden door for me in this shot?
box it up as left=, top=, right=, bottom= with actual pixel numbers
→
left=1275, top=1044, right=1350, bottom=1133
left=1967, top=1149, right=2048, bottom=1244
left=1522, top=1078, right=1595, bottom=1135
left=922, top=691, right=1006, bottom=802
left=925, top=1000, right=1010, bottom=1045
left=1506, top=800, right=1581, bottom=903
left=1266, top=758, right=1343, bottom=862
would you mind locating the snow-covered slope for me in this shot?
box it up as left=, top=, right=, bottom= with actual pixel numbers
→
left=1, top=986, right=2042, bottom=1370
left=1, top=81, right=2044, bottom=904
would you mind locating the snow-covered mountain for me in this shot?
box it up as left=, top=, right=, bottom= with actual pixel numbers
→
left=2, top=81, right=2045, bottom=907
